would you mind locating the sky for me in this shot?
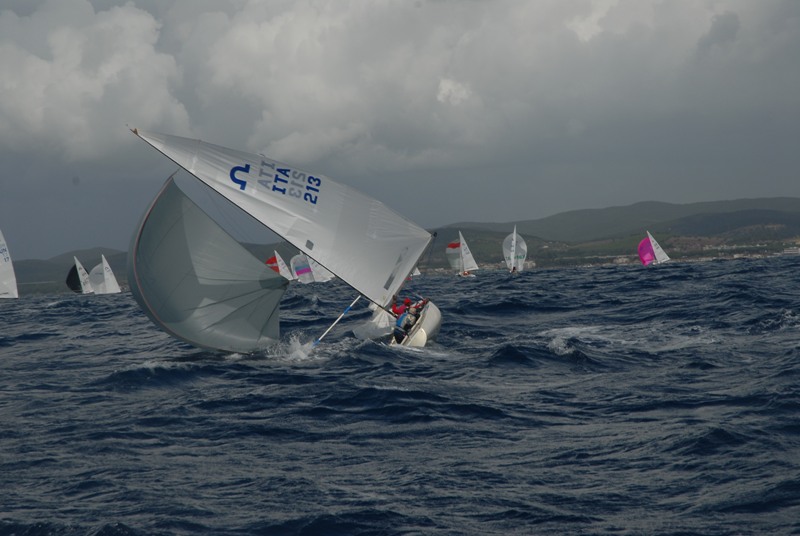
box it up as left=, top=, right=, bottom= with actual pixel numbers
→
left=1, top=0, right=798, bottom=260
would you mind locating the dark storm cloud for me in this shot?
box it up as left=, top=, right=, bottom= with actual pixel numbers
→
left=1, top=0, right=798, bottom=259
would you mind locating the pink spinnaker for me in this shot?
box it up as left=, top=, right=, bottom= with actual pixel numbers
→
left=638, top=237, right=655, bottom=266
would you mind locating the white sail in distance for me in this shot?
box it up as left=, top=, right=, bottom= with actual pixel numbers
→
left=89, top=254, right=122, bottom=294
left=290, top=253, right=334, bottom=284
left=648, top=231, right=671, bottom=264
left=0, top=228, right=18, bottom=299
left=458, top=231, right=479, bottom=272
left=290, top=253, right=316, bottom=284
left=503, top=226, right=527, bottom=272
left=273, top=251, right=294, bottom=280
left=133, top=130, right=431, bottom=308
left=67, top=257, right=94, bottom=294
left=445, top=231, right=479, bottom=274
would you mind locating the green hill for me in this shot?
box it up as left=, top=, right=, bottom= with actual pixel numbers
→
left=448, top=197, right=800, bottom=243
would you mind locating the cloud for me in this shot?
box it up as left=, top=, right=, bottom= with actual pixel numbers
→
left=697, top=12, right=740, bottom=56
left=0, top=0, right=799, bottom=259
left=437, top=78, right=471, bottom=106
left=0, top=0, right=189, bottom=161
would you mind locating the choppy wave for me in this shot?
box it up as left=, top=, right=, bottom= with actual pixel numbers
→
left=2, top=256, right=800, bottom=535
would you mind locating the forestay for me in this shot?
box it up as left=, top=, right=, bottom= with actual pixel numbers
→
left=133, top=130, right=432, bottom=309
left=127, top=177, right=288, bottom=353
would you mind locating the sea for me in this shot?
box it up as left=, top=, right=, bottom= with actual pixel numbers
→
left=2, top=255, right=800, bottom=535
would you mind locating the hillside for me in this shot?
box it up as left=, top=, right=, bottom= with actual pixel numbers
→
left=447, top=197, right=800, bottom=243
left=9, top=197, right=800, bottom=295
left=14, top=248, right=127, bottom=296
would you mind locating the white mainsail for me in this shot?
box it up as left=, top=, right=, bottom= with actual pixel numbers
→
left=458, top=231, right=479, bottom=272
left=503, top=225, right=527, bottom=272
left=273, top=251, right=294, bottom=280
left=648, top=231, right=671, bottom=264
left=445, top=231, right=479, bottom=274
left=89, top=254, right=122, bottom=294
left=67, top=257, right=94, bottom=294
left=0, top=228, right=19, bottom=299
left=133, top=130, right=431, bottom=309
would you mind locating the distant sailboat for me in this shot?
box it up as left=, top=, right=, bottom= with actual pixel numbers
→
left=66, top=257, right=94, bottom=294
left=130, top=129, right=440, bottom=349
left=266, top=250, right=294, bottom=280
left=503, top=225, right=527, bottom=273
left=290, top=253, right=334, bottom=284
left=0, top=228, right=18, bottom=299
left=445, top=231, right=479, bottom=276
left=638, top=231, right=670, bottom=266
left=89, top=254, right=122, bottom=294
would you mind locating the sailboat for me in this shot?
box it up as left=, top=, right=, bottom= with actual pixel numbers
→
left=638, top=231, right=670, bottom=266
left=88, top=254, right=122, bottom=294
left=66, top=257, right=94, bottom=294
left=266, top=250, right=294, bottom=280
left=0, top=228, right=19, bottom=299
left=445, top=231, right=479, bottom=277
left=290, top=253, right=334, bottom=284
left=129, top=129, right=440, bottom=350
left=503, top=225, right=527, bottom=273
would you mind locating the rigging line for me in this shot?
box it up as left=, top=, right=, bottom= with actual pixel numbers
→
left=312, top=295, right=361, bottom=347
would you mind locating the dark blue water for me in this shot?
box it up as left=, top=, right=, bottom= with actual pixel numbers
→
left=2, top=256, right=800, bottom=535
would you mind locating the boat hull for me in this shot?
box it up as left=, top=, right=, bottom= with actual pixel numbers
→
left=392, top=301, right=442, bottom=347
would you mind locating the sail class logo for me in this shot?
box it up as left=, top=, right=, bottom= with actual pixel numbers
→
left=229, top=164, right=251, bottom=190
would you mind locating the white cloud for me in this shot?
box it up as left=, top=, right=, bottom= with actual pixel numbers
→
left=0, top=0, right=189, bottom=161
left=437, top=78, right=471, bottom=106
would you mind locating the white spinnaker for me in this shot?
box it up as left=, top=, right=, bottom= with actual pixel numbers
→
left=459, top=231, right=479, bottom=272
left=503, top=226, right=527, bottom=271
left=647, top=231, right=671, bottom=264
left=290, top=254, right=316, bottom=284
left=0, top=228, right=18, bottom=299
left=134, top=130, right=431, bottom=308
left=128, top=176, right=288, bottom=353
left=445, top=239, right=463, bottom=272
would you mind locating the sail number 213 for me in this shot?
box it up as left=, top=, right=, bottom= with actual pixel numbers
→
left=256, top=161, right=320, bottom=205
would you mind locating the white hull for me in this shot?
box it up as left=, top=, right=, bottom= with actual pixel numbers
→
left=391, top=301, right=442, bottom=347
